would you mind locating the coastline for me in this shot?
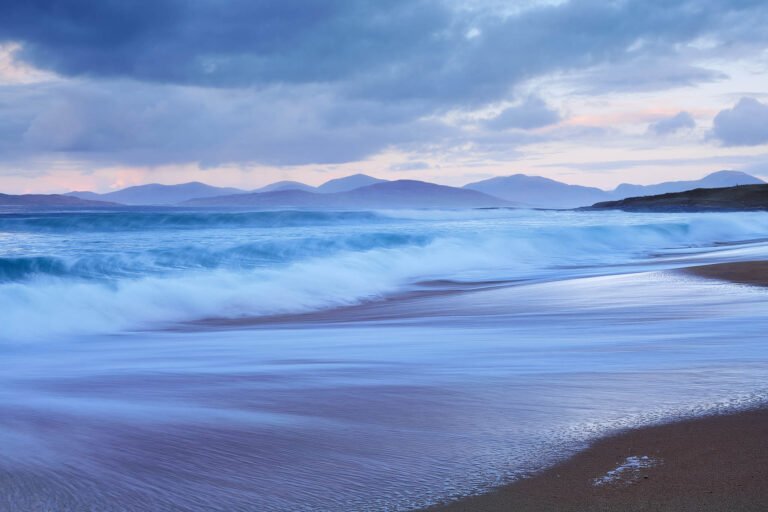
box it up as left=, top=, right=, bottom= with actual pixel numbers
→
left=681, top=260, right=768, bottom=287
left=423, top=407, right=768, bottom=512
left=421, top=260, right=768, bottom=512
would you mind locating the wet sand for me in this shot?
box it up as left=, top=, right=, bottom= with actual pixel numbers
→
left=682, top=260, right=768, bottom=287
left=423, top=261, right=768, bottom=512
left=423, top=407, right=768, bottom=512
left=176, top=279, right=518, bottom=330
left=184, top=260, right=768, bottom=332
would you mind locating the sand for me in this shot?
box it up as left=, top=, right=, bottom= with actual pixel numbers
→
left=423, top=408, right=768, bottom=512
left=682, top=260, right=768, bottom=287
left=422, top=260, right=768, bottom=512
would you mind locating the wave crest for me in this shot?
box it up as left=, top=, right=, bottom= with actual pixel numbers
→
left=2, top=210, right=767, bottom=339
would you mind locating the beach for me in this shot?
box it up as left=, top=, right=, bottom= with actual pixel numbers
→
left=425, top=407, right=768, bottom=512
left=683, top=260, right=768, bottom=287
left=4, top=0, right=768, bottom=508
left=425, top=260, right=768, bottom=512
left=3, top=210, right=768, bottom=511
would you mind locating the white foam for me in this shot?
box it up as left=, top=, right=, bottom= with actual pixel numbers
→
left=593, top=456, right=660, bottom=486
left=2, top=210, right=768, bottom=340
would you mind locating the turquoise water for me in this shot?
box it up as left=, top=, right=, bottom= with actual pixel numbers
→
left=1, top=207, right=767, bottom=510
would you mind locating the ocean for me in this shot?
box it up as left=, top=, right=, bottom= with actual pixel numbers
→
left=1, top=207, right=767, bottom=511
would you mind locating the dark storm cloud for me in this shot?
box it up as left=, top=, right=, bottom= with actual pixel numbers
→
left=0, top=0, right=767, bottom=167
left=712, top=97, right=768, bottom=146
left=648, top=111, right=696, bottom=136
left=3, top=0, right=767, bottom=102
left=1, top=0, right=451, bottom=91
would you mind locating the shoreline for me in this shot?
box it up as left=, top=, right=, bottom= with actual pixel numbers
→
left=421, top=260, right=768, bottom=512
left=681, top=260, right=768, bottom=287
left=179, top=260, right=768, bottom=332
left=422, top=407, right=768, bottom=512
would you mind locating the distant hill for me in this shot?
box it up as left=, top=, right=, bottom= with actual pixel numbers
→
left=252, top=181, right=316, bottom=193
left=250, top=175, right=385, bottom=194
left=67, top=182, right=246, bottom=205
left=316, top=174, right=386, bottom=193
left=183, top=180, right=511, bottom=208
left=0, top=193, right=116, bottom=207
left=609, top=170, right=764, bottom=199
left=463, top=170, right=765, bottom=209
left=67, top=190, right=104, bottom=201
left=61, top=170, right=766, bottom=208
left=589, top=184, right=768, bottom=212
left=464, top=174, right=606, bottom=208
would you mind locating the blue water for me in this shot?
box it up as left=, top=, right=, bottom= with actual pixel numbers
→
left=1, top=207, right=768, bottom=511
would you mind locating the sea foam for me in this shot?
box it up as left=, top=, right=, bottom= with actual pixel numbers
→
left=1, top=209, right=767, bottom=339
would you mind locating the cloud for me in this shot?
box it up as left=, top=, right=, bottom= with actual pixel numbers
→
left=570, top=57, right=727, bottom=94
left=712, top=97, right=768, bottom=146
left=539, top=154, right=768, bottom=172
left=0, top=80, right=453, bottom=167
left=389, top=161, right=431, bottom=171
left=0, top=0, right=767, bottom=170
left=0, top=42, right=55, bottom=84
left=2, top=1, right=455, bottom=93
left=741, top=158, right=768, bottom=178
left=484, top=96, right=560, bottom=130
left=2, top=0, right=767, bottom=102
left=648, top=111, right=696, bottom=136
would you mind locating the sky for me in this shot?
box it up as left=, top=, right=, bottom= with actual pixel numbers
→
left=1, top=0, right=768, bottom=194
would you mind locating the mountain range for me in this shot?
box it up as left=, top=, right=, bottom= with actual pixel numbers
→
left=67, top=174, right=390, bottom=205
left=0, top=193, right=116, bottom=207
left=184, top=180, right=510, bottom=208
left=462, top=170, right=764, bottom=208
left=463, top=174, right=606, bottom=209
left=67, top=182, right=245, bottom=205
left=9, top=169, right=764, bottom=209
left=609, top=171, right=765, bottom=200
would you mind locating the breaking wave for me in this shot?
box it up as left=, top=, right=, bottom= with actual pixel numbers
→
left=0, top=209, right=388, bottom=232
left=1, top=209, right=767, bottom=339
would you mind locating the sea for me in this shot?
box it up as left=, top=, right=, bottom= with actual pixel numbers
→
left=1, top=206, right=767, bottom=511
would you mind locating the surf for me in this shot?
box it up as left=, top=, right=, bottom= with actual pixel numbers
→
left=1, top=209, right=767, bottom=340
